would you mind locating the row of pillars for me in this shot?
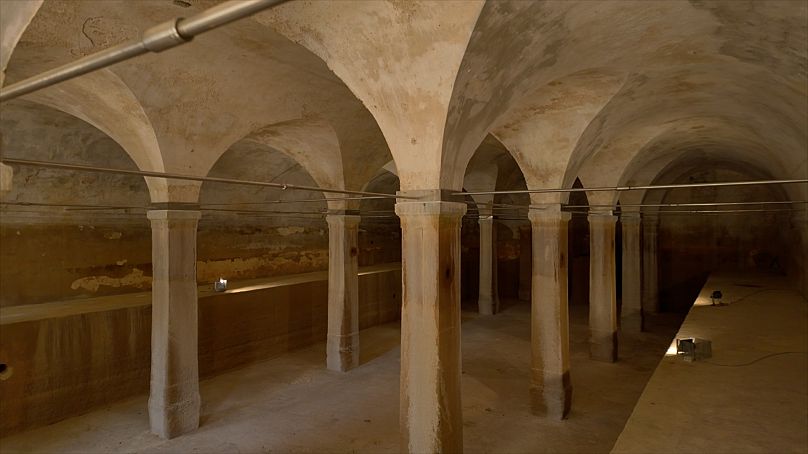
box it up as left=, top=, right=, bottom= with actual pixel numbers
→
left=473, top=209, right=660, bottom=418
left=144, top=201, right=660, bottom=452
left=145, top=209, right=363, bottom=438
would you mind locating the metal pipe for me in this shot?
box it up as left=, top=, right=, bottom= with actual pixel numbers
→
left=457, top=179, right=808, bottom=196
left=0, top=0, right=291, bottom=102
left=654, top=208, right=806, bottom=214
left=1, top=201, right=146, bottom=210
left=1, top=158, right=415, bottom=199
left=563, top=208, right=806, bottom=215
left=562, top=200, right=807, bottom=209
left=200, top=196, right=389, bottom=207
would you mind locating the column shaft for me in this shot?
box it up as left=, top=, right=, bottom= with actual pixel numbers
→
left=518, top=225, right=532, bottom=302
left=396, top=200, right=466, bottom=454
left=642, top=216, right=660, bottom=315
left=147, top=209, right=201, bottom=439
left=326, top=214, right=361, bottom=372
left=588, top=212, right=618, bottom=362
left=478, top=216, right=498, bottom=315
left=620, top=214, right=642, bottom=332
left=529, top=209, right=572, bottom=419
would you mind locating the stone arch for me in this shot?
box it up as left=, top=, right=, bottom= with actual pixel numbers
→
left=567, top=66, right=807, bottom=199
left=0, top=99, right=150, bottom=209
left=261, top=0, right=485, bottom=191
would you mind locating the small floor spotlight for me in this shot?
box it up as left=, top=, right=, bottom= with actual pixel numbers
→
left=710, top=290, right=723, bottom=306
left=676, top=337, right=712, bottom=361
left=214, top=278, right=228, bottom=292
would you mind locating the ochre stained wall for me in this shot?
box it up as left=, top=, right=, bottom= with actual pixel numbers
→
left=0, top=267, right=402, bottom=436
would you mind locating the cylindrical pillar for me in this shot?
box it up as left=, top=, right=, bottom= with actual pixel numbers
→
left=528, top=208, right=572, bottom=419
left=588, top=210, right=618, bottom=362
left=642, top=214, right=660, bottom=316
left=478, top=215, right=499, bottom=315
left=326, top=214, right=361, bottom=372
left=620, top=213, right=642, bottom=332
left=396, top=198, right=466, bottom=454
left=518, top=225, right=532, bottom=302
left=147, top=209, right=201, bottom=439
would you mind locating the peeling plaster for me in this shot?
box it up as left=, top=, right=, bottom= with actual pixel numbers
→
left=70, top=268, right=150, bottom=292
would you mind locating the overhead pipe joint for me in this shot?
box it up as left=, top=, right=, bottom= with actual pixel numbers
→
left=0, top=0, right=291, bottom=102
left=142, top=18, right=192, bottom=53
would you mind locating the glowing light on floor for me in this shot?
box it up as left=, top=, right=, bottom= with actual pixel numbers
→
left=665, top=340, right=678, bottom=356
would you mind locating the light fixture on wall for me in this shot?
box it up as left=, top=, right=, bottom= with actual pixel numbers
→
left=214, top=278, right=228, bottom=292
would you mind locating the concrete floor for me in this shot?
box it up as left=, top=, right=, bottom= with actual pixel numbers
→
left=613, top=273, right=808, bottom=454
left=1, top=300, right=681, bottom=454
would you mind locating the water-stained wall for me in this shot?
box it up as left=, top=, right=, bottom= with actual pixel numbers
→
left=656, top=168, right=795, bottom=312
left=0, top=267, right=401, bottom=436
left=1, top=101, right=402, bottom=307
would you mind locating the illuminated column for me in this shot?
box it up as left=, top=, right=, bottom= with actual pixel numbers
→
left=528, top=207, right=572, bottom=419
left=478, top=215, right=499, bottom=315
left=620, top=212, right=642, bottom=332
left=326, top=213, right=361, bottom=372
left=396, top=194, right=466, bottom=454
left=588, top=210, right=618, bottom=362
left=147, top=209, right=201, bottom=439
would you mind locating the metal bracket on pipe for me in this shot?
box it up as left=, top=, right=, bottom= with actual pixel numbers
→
left=0, top=0, right=291, bottom=102
left=142, top=18, right=192, bottom=52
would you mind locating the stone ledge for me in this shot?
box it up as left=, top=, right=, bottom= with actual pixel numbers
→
left=0, top=262, right=402, bottom=325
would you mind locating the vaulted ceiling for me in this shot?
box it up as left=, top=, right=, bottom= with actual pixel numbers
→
left=1, top=0, right=806, bottom=209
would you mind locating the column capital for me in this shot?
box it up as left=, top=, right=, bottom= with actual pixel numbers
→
left=620, top=212, right=642, bottom=224
left=395, top=200, right=467, bottom=218
left=642, top=212, right=660, bottom=229
left=147, top=209, right=201, bottom=221
left=528, top=205, right=571, bottom=223
left=587, top=210, right=617, bottom=224
left=478, top=215, right=494, bottom=223
left=325, top=213, right=361, bottom=227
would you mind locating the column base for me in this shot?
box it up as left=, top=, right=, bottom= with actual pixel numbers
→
left=148, top=394, right=200, bottom=439
left=478, top=295, right=496, bottom=315
left=327, top=333, right=360, bottom=372
left=621, top=312, right=643, bottom=333
left=530, top=373, right=572, bottom=420
left=589, top=330, right=618, bottom=362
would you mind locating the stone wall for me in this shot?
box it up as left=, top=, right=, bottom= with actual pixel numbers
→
left=0, top=267, right=402, bottom=436
left=656, top=169, right=796, bottom=312
left=0, top=218, right=403, bottom=308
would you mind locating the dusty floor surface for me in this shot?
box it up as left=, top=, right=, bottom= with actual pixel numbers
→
left=612, top=273, right=808, bottom=454
left=1, top=300, right=681, bottom=454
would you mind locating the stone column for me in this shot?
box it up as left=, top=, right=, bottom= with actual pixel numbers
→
left=478, top=215, right=499, bottom=315
left=620, top=213, right=642, bottom=332
left=642, top=214, right=660, bottom=316
left=528, top=208, right=572, bottom=419
left=326, top=214, right=361, bottom=372
left=518, top=225, right=532, bottom=302
left=147, top=209, right=201, bottom=439
left=0, top=132, right=12, bottom=196
left=588, top=210, right=618, bottom=362
left=395, top=197, right=466, bottom=454
left=0, top=163, right=11, bottom=196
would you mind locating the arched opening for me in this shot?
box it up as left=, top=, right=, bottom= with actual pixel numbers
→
left=650, top=162, right=794, bottom=313
left=0, top=100, right=151, bottom=306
